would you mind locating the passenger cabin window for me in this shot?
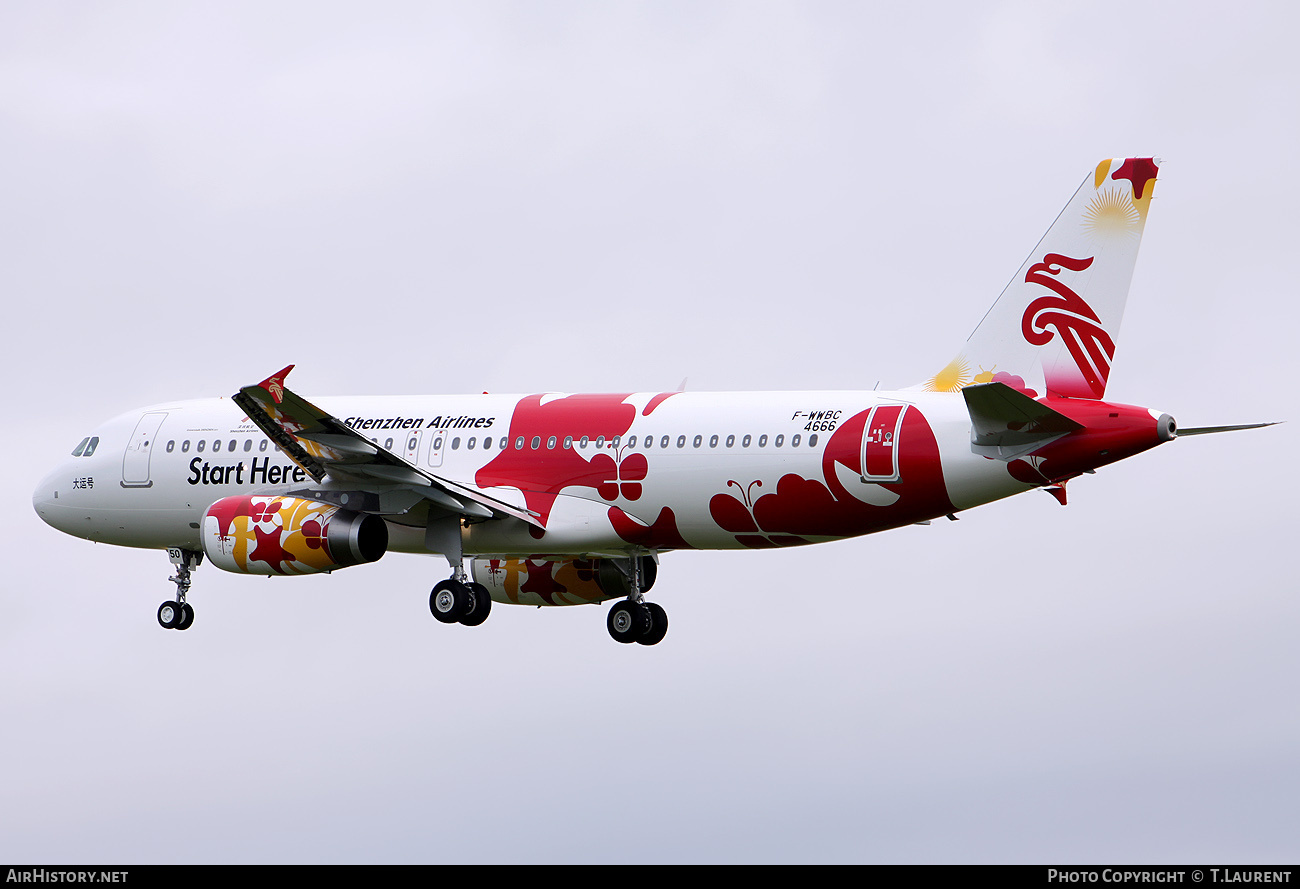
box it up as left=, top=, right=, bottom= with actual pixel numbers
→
left=182, top=440, right=191, bottom=453
left=452, top=437, right=461, bottom=450
left=742, top=435, right=751, bottom=448
left=693, top=435, right=702, bottom=448
left=660, top=435, right=669, bottom=448
left=515, top=436, right=524, bottom=450
left=563, top=436, right=573, bottom=449
left=710, top=435, right=718, bottom=448
left=166, top=440, right=175, bottom=453
left=467, top=437, right=476, bottom=449
left=197, top=440, right=206, bottom=453
left=547, top=436, right=556, bottom=449
left=759, top=434, right=768, bottom=447
left=244, top=439, right=253, bottom=452
left=809, top=434, right=819, bottom=447
left=726, top=435, right=735, bottom=448
left=384, top=438, right=393, bottom=450
left=228, top=439, right=235, bottom=452
left=213, top=440, right=221, bottom=453
left=531, top=436, right=541, bottom=449
left=260, top=439, right=268, bottom=451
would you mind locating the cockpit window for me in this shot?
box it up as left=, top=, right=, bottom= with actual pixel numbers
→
left=71, top=437, right=89, bottom=457
left=83, top=437, right=100, bottom=457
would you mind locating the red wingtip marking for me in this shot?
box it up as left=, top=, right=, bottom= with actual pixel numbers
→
left=258, top=365, right=295, bottom=404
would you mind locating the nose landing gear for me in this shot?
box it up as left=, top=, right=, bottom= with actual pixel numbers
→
left=158, top=548, right=201, bottom=631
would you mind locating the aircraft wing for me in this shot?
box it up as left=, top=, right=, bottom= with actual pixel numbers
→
left=231, top=366, right=542, bottom=528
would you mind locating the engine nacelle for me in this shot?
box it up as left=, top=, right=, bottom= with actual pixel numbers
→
left=470, top=556, right=656, bottom=606
left=202, top=495, right=388, bottom=576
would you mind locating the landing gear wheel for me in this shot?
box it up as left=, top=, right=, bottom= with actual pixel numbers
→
left=175, top=603, right=195, bottom=631
left=157, top=601, right=181, bottom=630
left=607, top=600, right=650, bottom=644
left=459, top=582, right=492, bottom=627
left=430, top=579, right=470, bottom=624
left=637, top=602, right=668, bottom=646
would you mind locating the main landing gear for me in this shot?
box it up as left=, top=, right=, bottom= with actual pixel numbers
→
left=429, top=576, right=492, bottom=626
left=158, top=548, right=201, bottom=631
left=424, top=514, right=492, bottom=627
left=605, top=555, right=667, bottom=646
left=607, top=599, right=668, bottom=646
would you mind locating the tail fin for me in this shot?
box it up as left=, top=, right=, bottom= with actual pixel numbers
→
left=919, top=157, right=1160, bottom=400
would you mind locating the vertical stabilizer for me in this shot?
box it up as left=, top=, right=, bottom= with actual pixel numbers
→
left=918, top=158, right=1159, bottom=400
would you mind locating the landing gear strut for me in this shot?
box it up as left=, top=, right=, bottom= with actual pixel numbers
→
left=158, top=548, right=201, bottom=631
left=605, top=554, right=668, bottom=646
left=425, top=514, right=492, bottom=627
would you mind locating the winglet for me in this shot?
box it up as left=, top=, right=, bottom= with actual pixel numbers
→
left=258, top=365, right=295, bottom=404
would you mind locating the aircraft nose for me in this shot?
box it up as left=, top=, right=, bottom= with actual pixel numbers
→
left=32, top=465, right=74, bottom=532
left=33, top=468, right=58, bottom=521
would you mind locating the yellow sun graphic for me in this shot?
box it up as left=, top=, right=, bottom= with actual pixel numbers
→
left=1082, top=187, right=1140, bottom=239
left=925, top=355, right=972, bottom=392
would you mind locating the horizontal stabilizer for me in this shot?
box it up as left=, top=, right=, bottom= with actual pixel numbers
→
left=963, top=381, right=1083, bottom=460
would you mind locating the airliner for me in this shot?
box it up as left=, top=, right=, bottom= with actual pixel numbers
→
left=32, top=158, right=1272, bottom=644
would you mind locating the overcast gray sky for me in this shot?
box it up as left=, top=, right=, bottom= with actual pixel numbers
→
left=3, top=1, right=1297, bottom=863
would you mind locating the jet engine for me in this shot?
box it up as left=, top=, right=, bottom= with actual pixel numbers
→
left=470, top=556, right=656, bottom=606
left=201, top=495, right=388, bottom=575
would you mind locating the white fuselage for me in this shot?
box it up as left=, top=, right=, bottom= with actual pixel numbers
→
left=33, top=389, right=1032, bottom=558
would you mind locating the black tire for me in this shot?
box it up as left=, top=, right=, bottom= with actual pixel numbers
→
left=430, top=579, right=470, bottom=624
left=459, top=582, right=493, bottom=627
left=175, top=603, right=195, bottom=631
left=637, top=602, right=668, bottom=646
left=157, top=601, right=181, bottom=630
left=607, top=600, right=649, bottom=644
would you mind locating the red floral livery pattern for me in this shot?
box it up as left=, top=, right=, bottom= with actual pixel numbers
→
left=474, top=393, right=639, bottom=525
left=708, top=406, right=955, bottom=547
